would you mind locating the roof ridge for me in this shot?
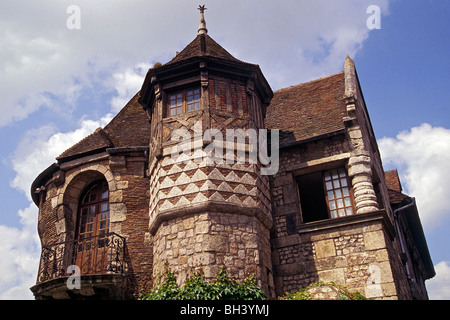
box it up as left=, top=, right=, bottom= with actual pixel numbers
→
left=274, top=71, right=345, bottom=93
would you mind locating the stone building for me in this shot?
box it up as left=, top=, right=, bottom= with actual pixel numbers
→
left=30, top=8, right=434, bottom=300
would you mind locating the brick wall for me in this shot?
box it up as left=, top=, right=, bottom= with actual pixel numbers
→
left=34, top=152, right=153, bottom=298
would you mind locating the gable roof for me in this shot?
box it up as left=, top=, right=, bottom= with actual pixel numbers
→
left=265, top=72, right=347, bottom=146
left=57, top=92, right=150, bottom=162
left=103, top=93, right=150, bottom=148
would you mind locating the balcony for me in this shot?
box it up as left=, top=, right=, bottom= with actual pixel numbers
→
left=31, top=232, right=129, bottom=300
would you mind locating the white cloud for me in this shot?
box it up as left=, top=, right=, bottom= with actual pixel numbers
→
left=378, top=123, right=450, bottom=229
left=0, top=0, right=391, bottom=126
left=208, top=0, right=390, bottom=89
left=11, top=114, right=113, bottom=199
left=0, top=28, right=82, bottom=126
left=0, top=203, right=40, bottom=300
left=110, top=63, right=151, bottom=112
left=4, top=113, right=113, bottom=299
left=427, top=261, right=450, bottom=300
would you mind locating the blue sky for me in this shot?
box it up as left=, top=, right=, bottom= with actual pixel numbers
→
left=0, top=0, right=449, bottom=299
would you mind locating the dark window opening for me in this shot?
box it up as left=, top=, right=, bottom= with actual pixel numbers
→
left=297, top=171, right=329, bottom=223
left=297, top=168, right=355, bottom=223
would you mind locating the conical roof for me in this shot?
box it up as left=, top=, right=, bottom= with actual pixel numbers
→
left=166, top=33, right=244, bottom=66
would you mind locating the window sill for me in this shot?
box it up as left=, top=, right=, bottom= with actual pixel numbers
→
left=297, top=209, right=394, bottom=240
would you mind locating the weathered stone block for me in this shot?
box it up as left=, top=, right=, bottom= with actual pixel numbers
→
left=110, top=203, right=127, bottom=222
left=314, top=239, right=336, bottom=259
left=109, top=190, right=123, bottom=203
left=364, top=230, right=386, bottom=251
left=55, top=219, right=65, bottom=235
left=195, top=221, right=210, bottom=234
left=192, top=253, right=216, bottom=266
left=204, top=234, right=229, bottom=252
left=317, top=268, right=345, bottom=285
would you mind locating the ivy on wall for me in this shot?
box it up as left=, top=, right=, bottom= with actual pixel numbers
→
left=138, top=268, right=266, bottom=300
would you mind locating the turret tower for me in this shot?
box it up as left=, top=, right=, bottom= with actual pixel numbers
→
left=138, top=6, right=275, bottom=296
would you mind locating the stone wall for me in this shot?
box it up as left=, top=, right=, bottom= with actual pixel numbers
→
left=270, top=134, right=351, bottom=234
left=269, top=131, right=411, bottom=299
left=272, top=214, right=405, bottom=299
left=108, top=151, right=153, bottom=295
left=152, top=212, right=274, bottom=297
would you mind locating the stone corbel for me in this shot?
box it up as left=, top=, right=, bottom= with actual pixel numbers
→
left=343, top=96, right=357, bottom=125
left=53, top=170, right=65, bottom=187
left=35, top=186, right=47, bottom=205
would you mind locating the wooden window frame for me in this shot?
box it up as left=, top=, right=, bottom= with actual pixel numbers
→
left=323, top=168, right=356, bottom=219
left=167, top=87, right=201, bottom=117
left=76, top=179, right=110, bottom=243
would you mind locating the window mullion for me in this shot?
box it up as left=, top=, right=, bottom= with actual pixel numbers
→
left=322, top=172, right=332, bottom=219
left=183, top=90, right=188, bottom=113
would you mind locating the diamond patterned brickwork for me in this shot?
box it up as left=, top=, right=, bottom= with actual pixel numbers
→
left=148, top=155, right=272, bottom=233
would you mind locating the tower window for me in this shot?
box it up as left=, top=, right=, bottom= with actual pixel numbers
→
left=168, top=87, right=201, bottom=116
left=297, top=167, right=355, bottom=223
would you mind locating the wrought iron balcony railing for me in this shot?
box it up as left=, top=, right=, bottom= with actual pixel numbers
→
left=36, top=232, right=127, bottom=284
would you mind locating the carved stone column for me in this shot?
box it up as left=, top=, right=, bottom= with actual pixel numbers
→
left=348, top=154, right=379, bottom=214
left=344, top=56, right=379, bottom=214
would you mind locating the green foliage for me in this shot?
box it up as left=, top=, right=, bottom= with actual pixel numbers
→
left=139, top=268, right=266, bottom=300
left=279, top=281, right=367, bottom=300
left=280, top=286, right=311, bottom=300
left=138, top=269, right=181, bottom=300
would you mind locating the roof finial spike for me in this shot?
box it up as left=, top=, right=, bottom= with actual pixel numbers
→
left=198, top=5, right=208, bottom=35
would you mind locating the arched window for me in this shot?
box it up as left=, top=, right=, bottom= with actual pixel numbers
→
left=70, top=178, right=126, bottom=276
left=76, top=179, right=110, bottom=243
